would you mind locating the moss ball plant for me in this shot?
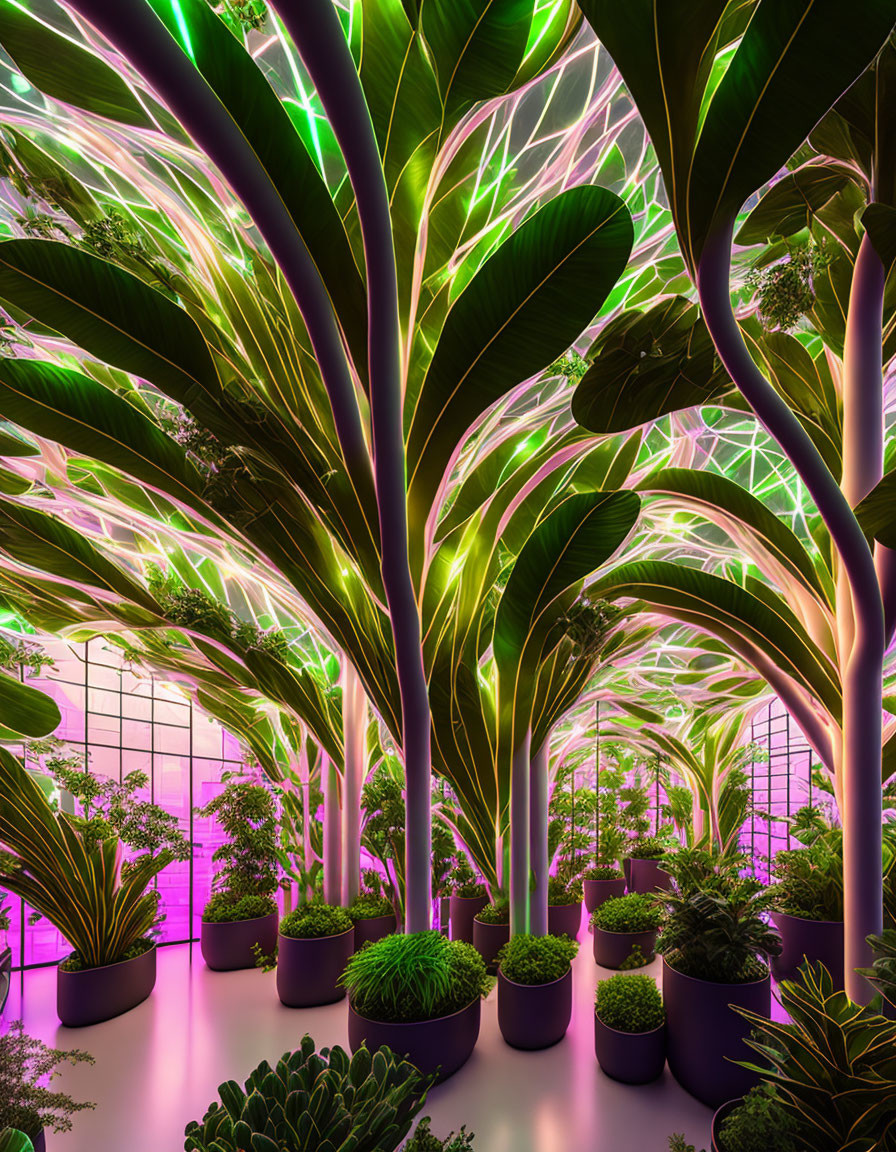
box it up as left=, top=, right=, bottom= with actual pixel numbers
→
left=591, top=894, right=663, bottom=933
left=279, top=904, right=352, bottom=939
left=474, top=898, right=509, bottom=925
left=347, top=894, right=395, bottom=923
left=339, top=930, right=490, bottom=1023
left=595, top=974, right=664, bottom=1033
left=496, top=934, right=577, bottom=985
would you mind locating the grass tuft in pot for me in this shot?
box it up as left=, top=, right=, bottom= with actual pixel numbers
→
left=496, top=934, right=577, bottom=984
left=590, top=893, right=663, bottom=934
left=280, top=903, right=352, bottom=939
left=0, top=1022, right=95, bottom=1141
left=595, top=973, right=663, bottom=1033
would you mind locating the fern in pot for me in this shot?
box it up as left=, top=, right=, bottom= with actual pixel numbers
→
left=496, top=934, right=577, bottom=1050
left=276, top=903, right=354, bottom=1008
left=594, top=973, right=665, bottom=1084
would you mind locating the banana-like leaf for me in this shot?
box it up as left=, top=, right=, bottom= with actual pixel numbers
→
left=735, top=164, right=856, bottom=244
left=0, top=1130, right=34, bottom=1152
left=0, top=666, right=59, bottom=738
left=863, top=202, right=896, bottom=276
left=856, top=468, right=896, bottom=548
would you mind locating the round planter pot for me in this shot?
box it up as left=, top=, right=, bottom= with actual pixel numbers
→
left=0, top=944, right=11, bottom=1015
left=29, top=1130, right=46, bottom=1152
left=497, top=967, right=572, bottom=1050
left=710, top=1099, right=741, bottom=1152
left=449, top=894, right=488, bottom=944
left=200, top=912, right=278, bottom=972
left=348, top=997, right=480, bottom=1084
left=594, top=1015, right=665, bottom=1084
left=352, top=914, right=396, bottom=951
left=584, top=877, right=626, bottom=915
left=770, top=910, right=843, bottom=989
left=276, top=928, right=354, bottom=1008
left=472, top=917, right=509, bottom=971
left=593, top=926, right=658, bottom=970
left=57, top=943, right=156, bottom=1027
left=629, top=858, right=672, bottom=895
left=548, top=901, right=583, bottom=940
left=663, top=958, right=770, bottom=1108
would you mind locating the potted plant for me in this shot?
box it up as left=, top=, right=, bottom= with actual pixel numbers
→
left=196, top=779, right=280, bottom=972
left=594, top=973, right=665, bottom=1083
left=341, top=930, right=490, bottom=1082
left=0, top=1021, right=95, bottom=1151
left=0, top=750, right=177, bottom=1026
left=472, top=898, right=509, bottom=972
left=184, top=1033, right=433, bottom=1152
left=591, top=893, right=663, bottom=969
left=447, top=856, right=488, bottom=944
left=583, top=865, right=626, bottom=914
left=547, top=875, right=584, bottom=940
left=656, top=850, right=782, bottom=1108
left=626, top=835, right=674, bottom=894
left=708, top=1083, right=798, bottom=1152
left=348, top=890, right=397, bottom=950
left=496, top=933, right=577, bottom=1050
left=276, top=903, right=354, bottom=1008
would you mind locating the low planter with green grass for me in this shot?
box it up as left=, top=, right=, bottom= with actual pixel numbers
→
left=348, top=893, right=397, bottom=950
left=472, top=899, right=509, bottom=971
left=594, top=973, right=665, bottom=1083
left=276, top=904, right=354, bottom=1008
left=591, top=894, right=663, bottom=969
left=496, top=934, right=577, bottom=1050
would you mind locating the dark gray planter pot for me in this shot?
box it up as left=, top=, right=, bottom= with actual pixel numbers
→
left=630, top=858, right=672, bottom=895
left=276, top=928, right=354, bottom=1008
left=347, top=997, right=480, bottom=1083
left=584, top=877, right=626, bottom=915
left=57, top=943, right=156, bottom=1027
left=548, top=901, right=583, bottom=940
left=352, top=914, right=396, bottom=951
left=592, top=926, right=658, bottom=969
left=711, top=1099, right=740, bottom=1152
left=472, top=917, right=509, bottom=971
left=594, top=1014, right=665, bottom=1084
left=0, top=944, right=11, bottom=1015
left=449, top=894, right=488, bottom=944
left=200, top=912, right=278, bottom=971
left=30, top=1130, right=46, bottom=1152
left=497, top=968, right=572, bottom=1050
left=663, top=958, right=770, bottom=1108
left=770, top=910, right=843, bottom=989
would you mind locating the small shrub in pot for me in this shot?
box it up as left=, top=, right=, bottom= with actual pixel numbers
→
left=583, top=864, right=626, bottom=915
left=447, top=856, right=488, bottom=944
left=594, top=973, right=665, bottom=1083
left=348, top=892, right=397, bottom=949
left=276, top=903, right=354, bottom=1007
left=496, top=933, right=577, bottom=1050
left=0, top=1022, right=95, bottom=1148
left=547, top=875, right=583, bottom=939
left=472, top=898, right=509, bottom=971
left=591, top=893, right=663, bottom=969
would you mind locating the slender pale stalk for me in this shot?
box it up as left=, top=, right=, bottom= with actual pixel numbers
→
left=322, top=754, right=343, bottom=907
left=510, top=730, right=532, bottom=935
left=530, top=739, right=550, bottom=936
left=698, top=224, right=885, bottom=1002
left=340, top=661, right=368, bottom=906
left=280, top=0, right=432, bottom=932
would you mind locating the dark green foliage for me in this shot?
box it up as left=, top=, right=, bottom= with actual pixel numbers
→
left=347, top=894, right=395, bottom=923
left=747, top=243, right=830, bottom=332
left=403, top=1116, right=475, bottom=1151
left=594, top=973, right=663, bottom=1033
left=202, top=893, right=276, bottom=924
left=197, top=779, right=279, bottom=920
left=0, top=636, right=53, bottom=675
left=184, top=1035, right=432, bottom=1152
left=339, top=931, right=489, bottom=1023
left=280, top=904, right=352, bottom=940
left=668, top=1137, right=704, bottom=1152
left=859, top=929, right=896, bottom=1010
left=497, top=933, right=577, bottom=985
left=474, top=899, right=508, bottom=925
left=447, top=855, right=486, bottom=899
left=657, top=850, right=781, bottom=983
left=361, top=765, right=407, bottom=912
left=718, top=1084, right=799, bottom=1152
left=547, top=875, right=582, bottom=905
left=590, top=894, right=662, bottom=933
left=583, top=865, right=623, bottom=881
left=0, top=1130, right=35, bottom=1152
left=59, top=935, right=153, bottom=973
left=626, top=835, right=669, bottom=860
left=771, top=846, right=843, bottom=920
left=0, top=1022, right=94, bottom=1137
left=617, top=944, right=650, bottom=971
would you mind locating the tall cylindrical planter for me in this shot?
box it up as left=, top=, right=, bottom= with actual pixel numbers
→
left=663, top=959, right=770, bottom=1108
left=630, top=859, right=671, bottom=895
left=200, top=913, right=279, bottom=971
left=347, top=998, right=480, bottom=1083
left=593, top=927, right=658, bottom=970
left=472, top=917, right=509, bottom=972
left=711, top=1100, right=740, bottom=1152
left=548, top=901, right=583, bottom=940
left=276, top=928, right=354, bottom=1008
left=594, top=1015, right=665, bottom=1084
left=57, top=944, right=157, bottom=1027
left=352, top=915, right=397, bottom=951
left=449, top=894, right=488, bottom=944
left=584, top=877, right=626, bottom=915
left=770, top=911, right=844, bottom=989
left=497, top=968, right=572, bottom=1050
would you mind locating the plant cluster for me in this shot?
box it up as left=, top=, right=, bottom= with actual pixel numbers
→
left=859, top=929, right=896, bottom=1010
left=347, top=894, right=395, bottom=923
left=547, top=875, right=582, bottom=906
left=203, top=893, right=275, bottom=925
left=747, top=242, right=830, bottom=332
left=583, top=865, right=623, bottom=881
left=280, top=904, right=352, bottom=940
left=594, top=973, right=664, bottom=1033
left=184, top=1035, right=431, bottom=1152
left=0, top=1021, right=95, bottom=1137
left=474, top=899, right=509, bottom=926
left=626, top=835, right=669, bottom=861
left=0, top=636, right=53, bottom=676
left=447, top=856, right=486, bottom=900
left=496, top=933, right=577, bottom=985
left=197, top=779, right=279, bottom=922
left=716, top=1083, right=799, bottom=1152
left=403, top=1117, right=475, bottom=1152
left=769, top=804, right=843, bottom=921
left=340, top=931, right=490, bottom=1024
left=591, top=894, right=663, bottom=934
left=59, top=935, right=155, bottom=973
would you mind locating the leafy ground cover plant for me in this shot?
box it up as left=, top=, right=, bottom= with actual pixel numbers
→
left=627, top=835, right=671, bottom=860
left=280, top=904, right=352, bottom=940
left=347, top=894, right=395, bottom=923
left=197, top=779, right=279, bottom=923
left=403, top=1117, right=475, bottom=1151
left=0, top=1021, right=94, bottom=1138
left=547, top=875, right=583, bottom=905
left=590, top=894, right=663, bottom=934
left=496, top=934, right=577, bottom=985
left=340, top=931, right=489, bottom=1023
left=584, top=865, right=623, bottom=881
left=184, top=1035, right=432, bottom=1152
left=474, top=899, right=509, bottom=926
left=594, top=974, right=663, bottom=1033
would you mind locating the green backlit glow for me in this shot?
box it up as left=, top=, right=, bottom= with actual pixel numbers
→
left=169, top=0, right=196, bottom=63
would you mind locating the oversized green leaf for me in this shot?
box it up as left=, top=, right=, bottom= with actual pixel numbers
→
left=863, top=202, right=896, bottom=276
left=735, top=165, right=856, bottom=245
left=511, top=1, right=583, bottom=89
left=0, top=1, right=154, bottom=128
left=408, top=185, right=633, bottom=518
left=0, top=1129, right=35, bottom=1152
left=0, top=428, right=37, bottom=456
left=856, top=469, right=896, bottom=548
left=572, top=296, right=733, bottom=433
left=0, top=666, right=60, bottom=738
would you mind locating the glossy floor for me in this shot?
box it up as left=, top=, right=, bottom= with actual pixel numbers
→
left=7, top=928, right=713, bottom=1152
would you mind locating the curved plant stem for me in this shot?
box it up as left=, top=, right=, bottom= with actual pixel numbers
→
left=530, top=738, right=550, bottom=936
left=279, top=0, right=432, bottom=932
